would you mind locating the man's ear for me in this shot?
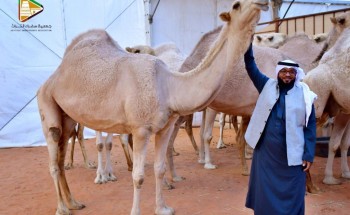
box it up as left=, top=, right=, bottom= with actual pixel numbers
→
left=220, top=12, right=231, bottom=22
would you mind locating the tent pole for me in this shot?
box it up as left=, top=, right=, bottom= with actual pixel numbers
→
left=144, top=0, right=151, bottom=46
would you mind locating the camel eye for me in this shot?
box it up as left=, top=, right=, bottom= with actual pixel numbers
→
left=232, top=2, right=240, bottom=10
left=268, top=36, right=274, bottom=41
left=338, top=18, right=345, bottom=25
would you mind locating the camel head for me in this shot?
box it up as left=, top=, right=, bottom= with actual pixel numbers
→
left=219, top=0, right=268, bottom=52
left=253, top=32, right=287, bottom=48
left=315, top=11, right=350, bottom=63
left=125, top=45, right=156, bottom=56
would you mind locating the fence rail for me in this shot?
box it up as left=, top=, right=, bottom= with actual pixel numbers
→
left=257, top=7, right=350, bottom=36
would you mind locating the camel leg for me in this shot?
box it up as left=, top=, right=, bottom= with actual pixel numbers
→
left=169, top=116, right=185, bottom=157
left=305, top=170, right=320, bottom=194
left=104, top=133, right=117, bottom=181
left=130, top=127, right=151, bottom=215
left=217, top=113, right=227, bottom=149
left=184, top=114, right=199, bottom=154
left=236, top=116, right=250, bottom=176
left=341, top=122, right=350, bottom=179
left=38, top=92, right=85, bottom=215
left=77, top=124, right=96, bottom=169
left=200, top=108, right=217, bottom=169
left=64, top=130, right=76, bottom=170
left=230, top=115, right=239, bottom=134
left=119, top=134, right=133, bottom=171
left=166, top=116, right=185, bottom=184
left=323, top=114, right=348, bottom=185
left=154, top=118, right=177, bottom=215
left=57, top=117, right=86, bottom=210
left=95, top=131, right=108, bottom=184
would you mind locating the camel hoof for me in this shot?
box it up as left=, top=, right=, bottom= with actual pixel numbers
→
left=172, top=176, right=186, bottom=182
left=56, top=207, right=72, bottom=215
left=323, top=176, right=342, bottom=185
left=64, top=163, right=73, bottom=170
left=204, top=163, right=217, bottom=169
left=164, top=183, right=175, bottom=190
left=198, top=159, right=205, bottom=164
left=216, top=142, right=226, bottom=149
left=155, top=206, right=175, bottom=215
left=107, top=173, right=117, bottom=182
left=94, top=175, right=108, bottom=184
left=86, top=161, right=97, bottom=169
left=172, top=151, right=180, bottom=156
left=307, top=184, right=322, bottom=194
left=342, top=171, right=350, bottom=179
left=241, top=169, right=250, bottom=176
left=68, top=200, right=85, bottom=210
left=162, top=178, right=175, bottom=190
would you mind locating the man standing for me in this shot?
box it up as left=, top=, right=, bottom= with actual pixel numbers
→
left=244, top=43, right=317, bottom=215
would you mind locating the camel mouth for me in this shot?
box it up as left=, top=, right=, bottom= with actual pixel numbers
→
left=254, top=2, right=269, bottom=11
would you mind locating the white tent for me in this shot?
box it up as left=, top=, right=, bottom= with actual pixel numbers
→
left=1, top=0, right=349, bottom=148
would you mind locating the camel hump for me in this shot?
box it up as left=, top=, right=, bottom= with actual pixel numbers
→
left=64, top=29, right=120, bottom=56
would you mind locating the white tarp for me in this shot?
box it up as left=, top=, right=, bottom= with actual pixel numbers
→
left=0, top=0, right=147, bottom=148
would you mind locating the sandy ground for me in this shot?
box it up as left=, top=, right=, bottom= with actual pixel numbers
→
left=0, top=127, right=349, bottom=215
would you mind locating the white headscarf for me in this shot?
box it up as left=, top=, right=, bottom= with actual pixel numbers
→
left=275, top=59, right=305, bottom=83
left=275, top=60, right=317, bottom=126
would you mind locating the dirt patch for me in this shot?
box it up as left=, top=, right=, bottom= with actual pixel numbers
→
left=0, top=127, right=349, bottom=214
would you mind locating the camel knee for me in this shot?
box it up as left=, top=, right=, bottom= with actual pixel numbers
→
left=132, top=174, right=144, bottom=189
left=96, top=143, right=103, bottom=152
left=105, top=142, right=112, bottom=151
left=49, top=127, right=61, bottom=142
left=155, top=163, right=166, bottom=177
left=49, top=165, right=60, bottom=177
left=204, top=134, right=213, bottom=143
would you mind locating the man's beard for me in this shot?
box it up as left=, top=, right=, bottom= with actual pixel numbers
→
left=278, top=77, right=295, bottom=88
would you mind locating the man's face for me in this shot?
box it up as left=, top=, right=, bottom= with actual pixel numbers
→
left=278, top=67, right=297, bottom=84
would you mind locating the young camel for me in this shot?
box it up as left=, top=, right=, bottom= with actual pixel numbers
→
left=65, top=127, right=133, bottom=184
left=36, top=1, right=269, bottom=214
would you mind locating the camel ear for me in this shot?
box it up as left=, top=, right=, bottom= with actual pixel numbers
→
left=125, top=47, right=132, bottom=52
left=330, top=17, right=336, bottom=24
left=220, top=12, right=231, bottom=22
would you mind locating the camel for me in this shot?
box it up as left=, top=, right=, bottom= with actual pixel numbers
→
left=303, top=11, right=350, bottom=185
left=126, top=43, right=199, bottom=156
left=66, top=43, right=188, bottom=185
left=64, top=124, right=96, bottom=169
left=36, top=1, right=269, bottom=214
left=323, top=113, right=350, bottom=184
left=253, top=32, right=287, bottom=48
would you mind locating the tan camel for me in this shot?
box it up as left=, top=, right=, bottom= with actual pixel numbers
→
left=66, top=43, right=188, bottom=185
left=304, top=11, right=350, bottom=185
left=126, top=43, right=199, bottom=156
left=36, top=1, right=269, bottom=214
left=253, top=32, right=287, bottom=48
left=65, top=128, right=133, bottom=180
